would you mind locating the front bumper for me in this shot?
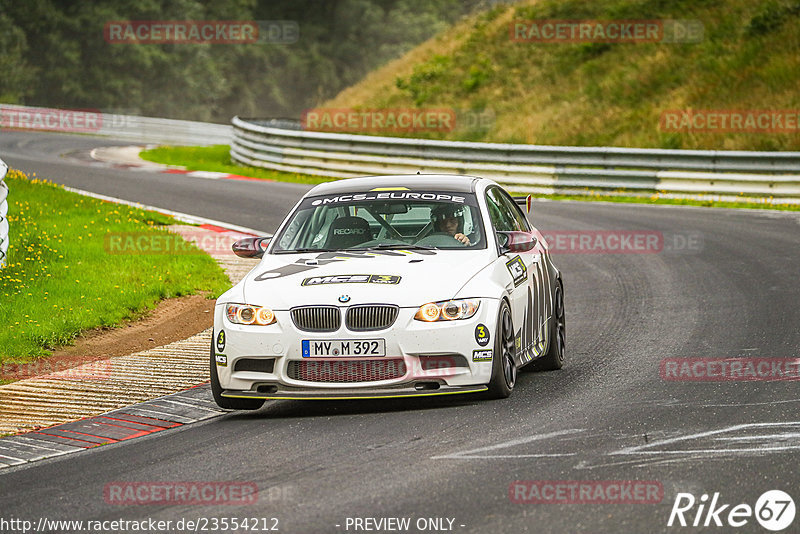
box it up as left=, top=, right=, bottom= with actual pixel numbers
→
left=213, top=299, right=501, bottom=396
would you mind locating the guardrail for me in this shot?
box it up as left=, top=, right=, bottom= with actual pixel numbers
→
left=230, top=117, right=800, bottom=203
left=0, top=104, right=231, bottom=146
left=0, top=158, right=9, bottom=268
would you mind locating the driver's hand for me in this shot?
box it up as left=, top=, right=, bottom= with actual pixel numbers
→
left=454, top=233, right=471, bottom=245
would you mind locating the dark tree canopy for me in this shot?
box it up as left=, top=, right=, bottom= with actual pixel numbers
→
left=0, top=0, right=489, bottom=122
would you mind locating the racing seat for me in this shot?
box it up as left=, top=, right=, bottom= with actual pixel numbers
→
left=324, top=216, right=372, bottom=249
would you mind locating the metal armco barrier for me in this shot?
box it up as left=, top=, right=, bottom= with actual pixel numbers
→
left=0, top=158, right=9, bottom=268
left=231, top=116, right=800, bottom=203
left=0, top=104, right=231, bottom=146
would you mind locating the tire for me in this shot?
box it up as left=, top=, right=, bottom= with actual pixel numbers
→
left=210, top=344, right=265, bottom=410
left=485, top=300, right=517, bottom=399
left=532, top=278, right=565, bottom=371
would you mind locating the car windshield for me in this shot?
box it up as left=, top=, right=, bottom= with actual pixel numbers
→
left=272, top=191, right=486, bottom=253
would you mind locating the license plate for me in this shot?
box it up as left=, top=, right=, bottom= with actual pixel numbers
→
left=302, top=339, right=386, bottom=357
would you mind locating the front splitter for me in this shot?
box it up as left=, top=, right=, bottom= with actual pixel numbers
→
left=222, top=385, right=487, bottom=400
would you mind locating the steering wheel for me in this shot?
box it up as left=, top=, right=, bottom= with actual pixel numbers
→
left=416, top=233, right=468, bottom=247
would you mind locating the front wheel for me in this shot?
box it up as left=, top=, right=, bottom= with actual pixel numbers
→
left=485, top=300, right=517, bottom=399
left=210, top=345, right=265, bottom=410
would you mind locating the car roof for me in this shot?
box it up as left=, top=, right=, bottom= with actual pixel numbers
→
left=306, top=174, right=485, bottom=196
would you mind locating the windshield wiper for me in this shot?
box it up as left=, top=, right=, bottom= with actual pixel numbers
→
left=274, top=247, right=333, bottom=254
left=364, top=244, right=435, bottom=251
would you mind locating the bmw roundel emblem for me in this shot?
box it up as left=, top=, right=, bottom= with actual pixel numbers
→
left=339, top=295, right=351, bottom=303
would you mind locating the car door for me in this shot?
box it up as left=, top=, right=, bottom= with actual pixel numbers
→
left=485, top=187, right=548, bottom=366
left=505, top=191, right=552, bottom=362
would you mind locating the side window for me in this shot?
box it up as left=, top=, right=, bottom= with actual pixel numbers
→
left=496, top=190, right=531, bottom=231
left=486, top=188, right=519, bottom=231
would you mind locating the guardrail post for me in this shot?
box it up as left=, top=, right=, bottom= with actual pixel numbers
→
left=0, top=158, right=8, bottom=268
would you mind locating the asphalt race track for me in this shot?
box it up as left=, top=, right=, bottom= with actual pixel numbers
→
left=1, top=130, right=799, bottom=533
left=1, top=131, right=312, bottom=233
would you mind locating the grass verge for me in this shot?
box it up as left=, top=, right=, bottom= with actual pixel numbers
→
left=139, top=145, right=330, bottom=185
left=142, top=145, right=800, bottom=212
left=0, top=169, right=231, bottom=367
left=323, top=0, right=800, bottom=151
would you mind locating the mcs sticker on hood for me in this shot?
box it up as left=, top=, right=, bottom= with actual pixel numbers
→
left=301, top=274, right=401, bottom=286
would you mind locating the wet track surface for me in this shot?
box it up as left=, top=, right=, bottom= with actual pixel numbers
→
left=1, top=131, right=799, bottom=533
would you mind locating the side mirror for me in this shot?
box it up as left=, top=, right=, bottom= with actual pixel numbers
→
left=232, top=237, right=270, bottom=258
left=513, top=195, right=533, bottom=214
left=497, top=231, right=537, bottom=255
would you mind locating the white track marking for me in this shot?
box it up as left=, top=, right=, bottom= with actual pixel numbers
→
left=186, top=171, right=229, bottom=179
left=575, top=457, right=694, bottom=470
left=612, top=421, right=800, bottom=455
left=682, top=399, right=800, bottom=408
left=715, top=433, right=800, bottom=441
left=430, top=429, right=584, bottom=459
left=441, top=453, right=578, bottom=459
left=156, top=399, right=222, bottom=412
left=616, top=446, right=800, bottom=455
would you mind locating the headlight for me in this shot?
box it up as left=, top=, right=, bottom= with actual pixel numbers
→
left=414, top=299, right=480, bottom=322
left=225, top=303, right=276, bottom=325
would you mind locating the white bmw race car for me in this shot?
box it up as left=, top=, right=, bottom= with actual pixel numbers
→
left=211, top=174, right=564, bottom=409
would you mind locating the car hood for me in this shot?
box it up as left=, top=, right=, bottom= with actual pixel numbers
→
left=240, top=250, right=493, bottom=309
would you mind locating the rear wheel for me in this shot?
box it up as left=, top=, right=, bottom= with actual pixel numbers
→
left=210, top=345, right=265, bottom=410
left=485, top=301, right=516, bottom=399
left=532, top=278, right=565, bottom=371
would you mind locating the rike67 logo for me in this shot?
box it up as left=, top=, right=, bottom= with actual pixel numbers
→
left=668, top=490, right=795, bottom=531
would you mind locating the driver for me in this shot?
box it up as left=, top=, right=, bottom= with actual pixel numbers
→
left=431, top=205, right=471, bottom=245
